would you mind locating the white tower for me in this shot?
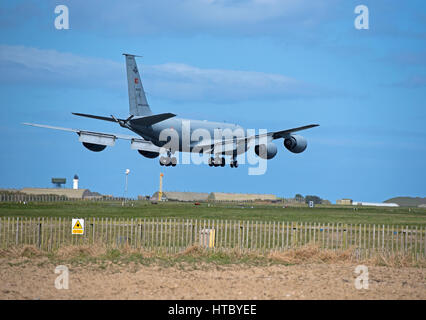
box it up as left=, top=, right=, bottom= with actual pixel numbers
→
left=73, top=174, right=79, bottom=190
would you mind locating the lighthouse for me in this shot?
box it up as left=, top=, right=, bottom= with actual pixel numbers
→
left=73, top=174, right=79, bottom=190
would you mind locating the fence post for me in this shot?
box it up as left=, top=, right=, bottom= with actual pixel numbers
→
left=424, top=226, right=425, bottom=258
left=304, top=222, right=307, bottom=246
left=37, top=218, right=41, bottom=248
left=373, top=224, right=375, bottom=251
left=15, top=217, right=19, bottom=246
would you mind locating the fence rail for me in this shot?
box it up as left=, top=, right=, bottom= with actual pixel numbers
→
left=0, top=194, right=131, bottom=202
left=0, top=217, right=424, bottom=260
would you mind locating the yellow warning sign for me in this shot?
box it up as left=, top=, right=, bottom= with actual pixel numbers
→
left=72, top=219, right=84, bottom=235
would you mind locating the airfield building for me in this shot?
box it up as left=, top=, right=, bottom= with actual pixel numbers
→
left=352, top=201, right=399, bottom=207
left=20, top=188, right=97, bottom=199
left=208, top=192, right=277, bottom=202
left=151, top=191, right=209, bottom=202
left=336, top=199, right=353, bottom=205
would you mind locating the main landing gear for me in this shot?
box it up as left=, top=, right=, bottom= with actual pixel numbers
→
left=208, top=157, right=225, bottom=167
left=159, top=150, right=177, bottom=167
left=208, top=157, right=238, bottom=168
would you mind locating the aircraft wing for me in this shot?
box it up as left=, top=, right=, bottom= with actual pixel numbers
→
left=22, top=123, right=161, bottom=152
left=194, top=124, right=319, bottom=153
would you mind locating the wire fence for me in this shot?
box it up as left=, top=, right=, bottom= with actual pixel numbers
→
left=0, top=217, right=425, bottom=260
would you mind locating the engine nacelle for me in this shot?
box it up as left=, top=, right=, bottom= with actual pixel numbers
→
left=138, top=150, right=159, bottom=159
left=82, top=142, right=107, bottom=152
left=284, top=134, right=307, bottom=153
left=255, top=143, right=277, bottom=159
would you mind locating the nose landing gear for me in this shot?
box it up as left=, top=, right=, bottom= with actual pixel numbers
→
left=159, top=150, right=177, bottom=167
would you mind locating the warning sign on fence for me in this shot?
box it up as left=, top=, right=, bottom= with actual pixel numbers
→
left=72, top=219, right=84, bottom=235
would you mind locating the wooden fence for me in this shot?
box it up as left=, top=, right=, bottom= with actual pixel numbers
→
left=0, top=217, right=425, bottom=260
left=0, top=194, right=130, bottom=202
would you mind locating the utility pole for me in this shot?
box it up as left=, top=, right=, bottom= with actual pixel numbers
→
left=123, top=169, right=130, bottom=206
left=158, top=173, right=164, bottom=201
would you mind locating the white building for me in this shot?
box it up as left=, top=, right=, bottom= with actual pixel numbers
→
left=352, top=201, right=399, bottom=207
left=73, top=174, right=79, bottom=190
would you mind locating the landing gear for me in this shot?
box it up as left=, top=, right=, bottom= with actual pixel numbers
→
left=159, top=150, right=177, bottom=167
left=208, top=157, right=226, bottom=167
left=230, top=154, right=238, bottom=168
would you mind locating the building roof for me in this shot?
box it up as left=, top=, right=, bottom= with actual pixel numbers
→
left=208, top=192, right=277, bottom=201
left=151, top=191, right=209, bottom=202
left=20, top=188, right=91, bottom=199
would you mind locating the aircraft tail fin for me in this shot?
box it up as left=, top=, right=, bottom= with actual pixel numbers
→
left=123, top=53, right=152, bottom=116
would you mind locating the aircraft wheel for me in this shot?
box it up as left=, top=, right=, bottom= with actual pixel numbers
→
left=214, top=157, right=221, bottom=167
left=221, top=158, right=225, bottom=167
left=234, top=161, right=238, bottom=168
left=160, top=156, right=170, bottom=166
left=208, top=157, right=214, bottom=167
left=171, top=157, right=177, bottom=166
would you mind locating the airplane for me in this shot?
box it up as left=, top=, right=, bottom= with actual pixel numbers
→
left=24, top=53, right=319, bottom=168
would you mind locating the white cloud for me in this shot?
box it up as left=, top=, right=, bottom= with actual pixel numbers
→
left=0, top=45, right=326, bottom=102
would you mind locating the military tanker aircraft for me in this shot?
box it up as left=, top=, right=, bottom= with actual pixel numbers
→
left=24, top=54, right=319, bottom=168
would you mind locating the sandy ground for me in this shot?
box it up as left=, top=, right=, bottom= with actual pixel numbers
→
left=0, top=258, right=425, bottom=300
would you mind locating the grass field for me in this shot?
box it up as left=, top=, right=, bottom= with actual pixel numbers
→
left=0, top=201, right=425, bottom=226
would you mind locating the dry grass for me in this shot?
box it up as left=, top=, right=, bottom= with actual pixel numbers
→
left=268, top=243, right=426, bottom=268
left=367, top=251, right=426, bottom=268
left=268, top=244, right=357, bottom=265
left=0, top=243, right=424, bottom=268
left=179, top=245, right=203, bottom=256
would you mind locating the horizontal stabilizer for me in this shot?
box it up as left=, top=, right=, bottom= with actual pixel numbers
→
left=129, top=113, right=176, bottom=126
left=72, top=113, right=117, bottom=122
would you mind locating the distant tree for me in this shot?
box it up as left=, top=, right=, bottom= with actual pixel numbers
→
left=305, top=195, right=322, bottom=205
left=294, top=194, right=304, bottom=203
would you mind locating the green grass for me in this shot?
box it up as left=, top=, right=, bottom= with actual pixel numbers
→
left=0, top=200, right=425, bottom=226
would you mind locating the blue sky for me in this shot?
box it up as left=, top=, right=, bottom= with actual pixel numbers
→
left=0, top=0, right=425, bottom=202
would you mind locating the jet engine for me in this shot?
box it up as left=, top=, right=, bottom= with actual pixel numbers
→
left=138, top=150, right=159, bottom=158
left=82, top=142, right=107, bottom=152
left=283, top=134, right=307, bottom=153
left=255, top=143, right=277, bottom=159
